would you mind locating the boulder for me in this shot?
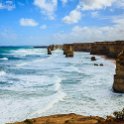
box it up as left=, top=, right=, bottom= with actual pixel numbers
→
left=94, top=63, right=98, bottom=66
left=100, top=64, right=103, bottom=66
left=91, top=56, right=96, bottom=61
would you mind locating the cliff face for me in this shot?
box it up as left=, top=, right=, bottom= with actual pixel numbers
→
left=73, top=43, right=92, bottom=52
left=47, top=41, right=124, bottom=59
left=90, top=42, right=110, bottom=55
left=63, top=44, right=74, bottom=57
left=113, top=51, right=124, bottom=93
left=90, top=41, right=124, bottom=58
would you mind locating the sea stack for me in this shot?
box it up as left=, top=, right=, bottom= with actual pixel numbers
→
left=113, top=51, right=124, bottom=93
left=63, top=44, right=74, bottom=57
left=47, top=46, right=52, bottom=55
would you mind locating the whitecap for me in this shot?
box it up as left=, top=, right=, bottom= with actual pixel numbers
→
left=0, top=57, right=8, bottom=61
left=0, top=70, right=6, bottom=76
left=11, top=48, right=47, bottom=57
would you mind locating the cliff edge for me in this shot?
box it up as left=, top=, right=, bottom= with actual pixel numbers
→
left=113, top=51, right=124, bottom=92
left=8, top=113, right=124, bottom=124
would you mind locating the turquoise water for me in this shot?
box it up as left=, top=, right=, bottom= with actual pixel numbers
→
left=0, top=47, right=124, bottom=124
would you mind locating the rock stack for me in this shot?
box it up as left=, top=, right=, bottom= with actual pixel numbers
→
left=63, top=44, right=74, bottom=57
left=47, top=45, right=55, bottom=55
left=47, top=46, right=52, bottom=55
left=113, top=51, right=124, bottom=93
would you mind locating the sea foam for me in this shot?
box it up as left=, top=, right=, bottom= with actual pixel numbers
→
left=0, top=57, right=8, bottom=61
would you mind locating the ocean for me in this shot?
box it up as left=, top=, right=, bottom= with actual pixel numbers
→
left=0, top=47, right=124, bottom=124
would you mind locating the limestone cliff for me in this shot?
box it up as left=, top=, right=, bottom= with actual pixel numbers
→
left=113, top=51, right=124, bottom=93
left=90, top=41, right=124, bottom=58
left=73, top=43, right=91, bottom=52
left=63, top=44, right=74, bottom=57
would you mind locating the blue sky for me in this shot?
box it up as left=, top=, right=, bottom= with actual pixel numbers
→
left=0, top=0, right=124, bottom=46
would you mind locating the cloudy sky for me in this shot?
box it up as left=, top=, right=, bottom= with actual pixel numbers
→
left=0, top=0, right=124, bottom=45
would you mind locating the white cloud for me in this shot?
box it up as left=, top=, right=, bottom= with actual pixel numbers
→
left=20, top=18, right=38, bottom=27
left=62, top=9, right=82, bottom=24
left=0, top=3, right=4, bottom=9
left=61, top=0, right=68, bottom=5
left=91, top=11, right=99, bottom=18
left=34, top=0, right=57, bottom=20
left=116, top=0, right=124, bottom=7
left=0, top=1, right=15, bottom=10
left=53, top=17, right=124, bottom=43
left=78, top=0, right=115, bottom=10
left=40, top=24, right=47, bottom=30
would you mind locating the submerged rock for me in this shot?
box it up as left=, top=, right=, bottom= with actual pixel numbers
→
left=100, top=64, right=103, bottom=66
left=94, top=63, right=98, bottom=66
left=113, top=108, right=124, bottom=120
left=91, top=56, right=96, bottom=61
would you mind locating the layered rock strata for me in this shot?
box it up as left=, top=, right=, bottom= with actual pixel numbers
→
left=113, top=51, right=124, bottom=93
left=48, top=40, right=124, bottom=59
left=90, top=41, right=124, bottom=58
left=63, top=44, right=74, bottom=57
left=73, top=43, right=92, bottom=52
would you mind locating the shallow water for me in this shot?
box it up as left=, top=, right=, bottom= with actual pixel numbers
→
left=0, top=47, right=123, bottom=124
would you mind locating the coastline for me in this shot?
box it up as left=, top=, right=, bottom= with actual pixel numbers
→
left=7, top=50, right=121, bottom=124
left=5, top=41, right=124, bottom=124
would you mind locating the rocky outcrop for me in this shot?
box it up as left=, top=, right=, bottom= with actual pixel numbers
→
left=90, top=41, right=124, bottom=59
left=63, top=44, right=74, bottom=57
left=113, top=51, right=124, bottom=93
left=9, top=113, right=124, bottom=124
left=47, top=45, right=63, bottom=55
left=47, top=46, right=52, bottom=55
left=91, top=56, right=96, bottom=61
left=48, top=40, right=124, bottom=58
left=90, top=42, right=110, bottom=56
left=73, top=43, right=92, bottom=52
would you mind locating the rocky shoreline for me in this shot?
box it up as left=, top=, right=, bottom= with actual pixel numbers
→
left=8, top=113, right=124, bottom=124
left=8, top=41, right=124, bottom=124
left=47, top=40, right=124, bottom=93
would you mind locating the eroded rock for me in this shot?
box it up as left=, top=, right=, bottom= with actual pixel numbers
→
left=113, top=51, right=124, bottom=93
left=91, top=56, right=96, bottom=61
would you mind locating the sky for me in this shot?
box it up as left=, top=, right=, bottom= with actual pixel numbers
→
left=0, top=0, right=124, bottom=46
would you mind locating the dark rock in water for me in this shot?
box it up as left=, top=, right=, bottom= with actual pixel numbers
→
left=91, top=56, right=96, bottom=61
left=47, top=47, right=52, bottom=55
left=100, top=64, right=103, bottom=66
left=113, top=108, right=124, bottom=120
left=94, top=63, right=98, bottom=66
